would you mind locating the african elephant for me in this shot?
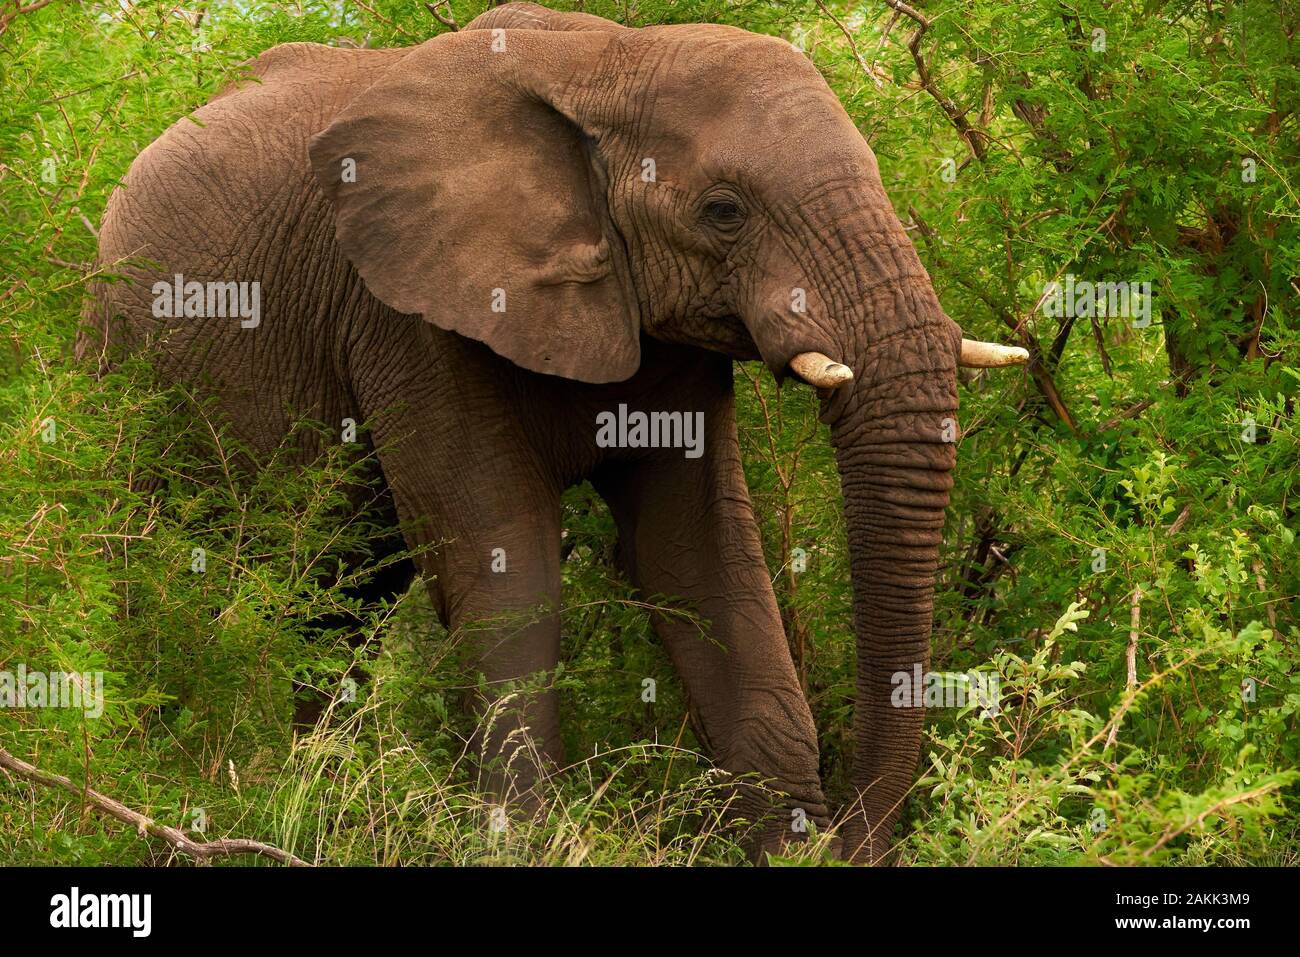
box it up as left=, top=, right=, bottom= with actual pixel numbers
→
left=78, top=2, right=1026, bottom=863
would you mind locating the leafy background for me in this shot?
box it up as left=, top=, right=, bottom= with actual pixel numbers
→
left=1, top=0, right=1296, bottom=865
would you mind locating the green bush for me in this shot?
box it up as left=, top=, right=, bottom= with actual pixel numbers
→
left=1, top=0, right=1295, bottom=865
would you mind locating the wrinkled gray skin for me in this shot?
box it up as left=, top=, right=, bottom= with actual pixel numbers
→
left=80, top=3, right=960, bottom=863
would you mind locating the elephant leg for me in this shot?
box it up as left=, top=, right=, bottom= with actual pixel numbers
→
left=361, top=409, right=566, bottom=807
left=348, top=320, right=571, bottom=809
left=431, top=507, right=565, bottom=808
left=592, top=414, right=829, bottom=857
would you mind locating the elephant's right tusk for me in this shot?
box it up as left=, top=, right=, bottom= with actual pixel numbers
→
left=790, top=351, right=854, bottom=389
left=959, top=339, right=1030, bottom=368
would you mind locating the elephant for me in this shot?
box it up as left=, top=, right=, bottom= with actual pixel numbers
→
left=77, top=2, right=1027, bottom=863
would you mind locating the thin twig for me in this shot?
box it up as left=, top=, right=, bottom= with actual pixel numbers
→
left=350, top=0, right=416, bottom=38
left=1105, top=586, right=1141, bottom=749
left=1089, top=316, right=1114, bottom=377
left=874, top=8, right=902, bottom=55
left=1141, top=783, right=1282, bottom=858
left=813, top=0, right=886, bottom=89
left=0, top=746, right=311, bottom=866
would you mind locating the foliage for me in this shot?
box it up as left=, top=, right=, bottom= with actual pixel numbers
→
left=0, top=0, right=1296, bottom=865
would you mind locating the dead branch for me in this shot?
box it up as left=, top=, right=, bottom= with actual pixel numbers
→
left=0, top=745, right=311, bottom=866
left=1253, top=560, right=1279, bottom=631
left=424, top=0, right=458, bottom=31
left=1126, top=586, right=1141, bottom=689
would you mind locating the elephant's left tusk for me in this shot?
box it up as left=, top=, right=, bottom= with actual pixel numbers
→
left=790, top=352, right=854, bottom=388
left=959, top=339, right=1030, bottom=368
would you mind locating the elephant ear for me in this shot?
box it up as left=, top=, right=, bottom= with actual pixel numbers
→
left=308, top=30, right=638, bottom=383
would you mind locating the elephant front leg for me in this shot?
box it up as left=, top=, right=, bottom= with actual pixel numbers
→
left=435, top=515, right=565, bottom=809
left=594, top=440, right=830, bottom=859
left=356, top=327, right=567, bottom=818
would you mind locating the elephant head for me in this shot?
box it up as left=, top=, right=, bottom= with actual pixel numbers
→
left=308, top=3, right=1025, bottom=862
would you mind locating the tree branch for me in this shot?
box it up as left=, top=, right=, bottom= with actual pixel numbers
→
left=814, top=0, right=888, bottom=89
left=1105, top=586, right=1141, bottom=749
left=1096, top=397, right=1153, bottom=433
left=1142, top=782, right=1282, bottom=858
left=909, top=206, right=1078, bottom=433
left=424, top=0, right=459, bottom=31
left=0, top=745, right=311, bottom=866
left=0, top=0, right=55, bottom=39
left=880, top=0, right=987, bottom=161
left=350, top=0, right=416, bottom=38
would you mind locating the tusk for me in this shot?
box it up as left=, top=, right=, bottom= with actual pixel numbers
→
left=790, top=351, right=854, bottom=389
left=960, top=339, right=1030, bottom=368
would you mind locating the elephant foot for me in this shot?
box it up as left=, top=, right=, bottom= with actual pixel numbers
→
left=726, top=781, right=833, bottom=865
left=839, top=817, right=905, bottom=866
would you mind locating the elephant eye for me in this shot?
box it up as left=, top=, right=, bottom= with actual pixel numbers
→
left=702, top=198, right=746, bottom=230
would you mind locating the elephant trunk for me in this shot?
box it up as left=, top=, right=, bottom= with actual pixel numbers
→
left=824, top=281, right=959, bottom=864
left=742, top=178, right=961, bottom=862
